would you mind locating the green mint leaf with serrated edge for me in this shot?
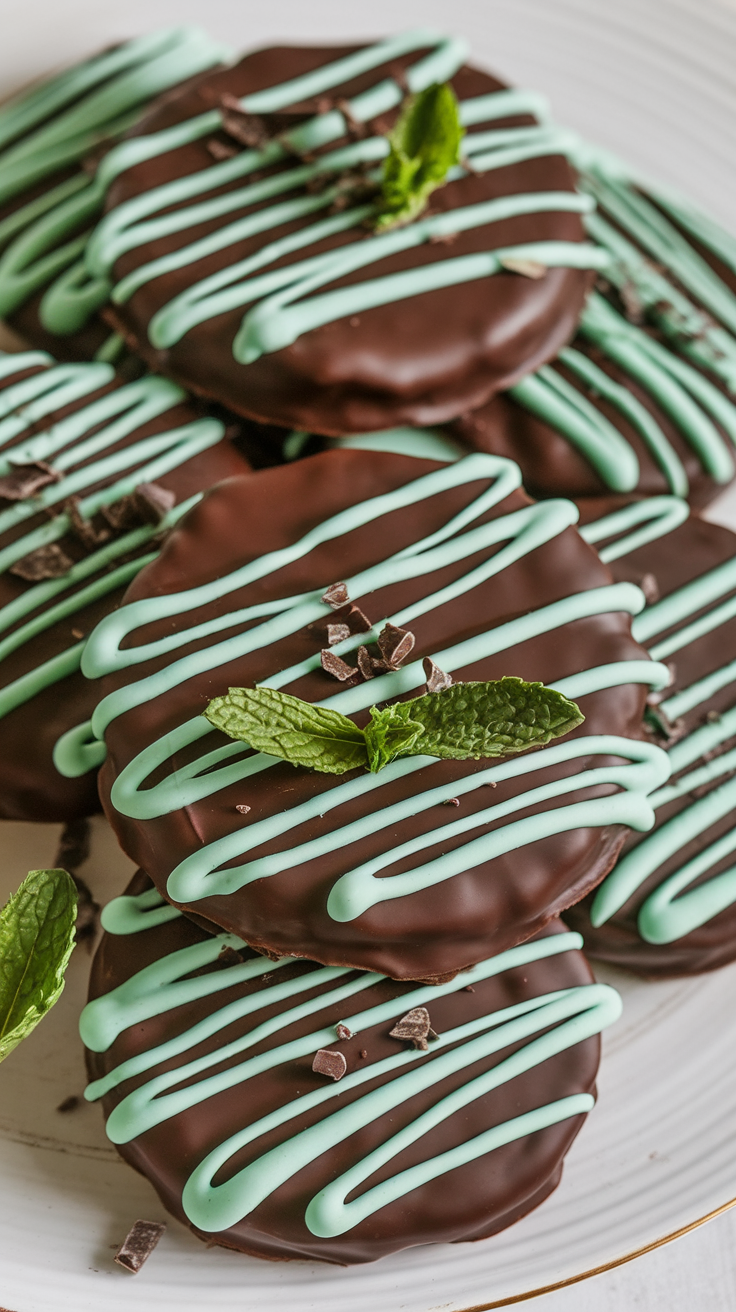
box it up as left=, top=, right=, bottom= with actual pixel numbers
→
left=400, top=679, right=584, bottom=760
left=204, top=686, right=368, bottom=775
left=364, top=704, right=425, bottom=773
left=373, top=82, right=464, bottom=232
left=0, top=868, right=77, bottom=1064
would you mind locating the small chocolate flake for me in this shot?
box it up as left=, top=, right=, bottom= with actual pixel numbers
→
left=207, top=138, right=238, bottom=160
left=327, top=622, right=351, bottom=645
left=389, top=1005, right=437, bottom=1051
left=10, top=541, right=74, bottom=581
left=346, top=604, right=372, bottom=633
left=464, top=985, right=475, bottom=993
left=423, top=657, right=453, bottom=693
left=221, top=110, right=270, bottom=150
left=706, top=710, right=723, bottom=724
left=357, top=646, right=377, bottom=680
left=71, top=627, right=84, bottom=640
left=0, top=460, right=60, bottom=501
left=335, top=1023, right=354, bottom=1041
left=216, top=945, right=244, bottom=967
left=377, top=622, right=415, bottom=669
left=500, top=256, right=548, bottom=279
left=444, top=797, right=460, bottom=807
left=482, top=781, right=497, bottom=788
left=102, top=482, right=175, bottom=533
left=360, top=1048, right=368, bottom=1059
left=235, top=803, right=251, bottom=815
left=56, top=1095, right=80, bottom=1113
left=114, top=1220, right=166, bottom=1274
left=321, top=581, right=349, bottom=609
left=312, top=1048, right=347, bottom=1081
left=321, top=649, right=356, bottom=681
left=66, top=496, right=109, bottom=548
left=639, top=572, right=660, bottom=605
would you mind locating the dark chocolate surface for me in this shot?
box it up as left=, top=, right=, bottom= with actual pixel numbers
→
left=96, top=448, right=652, bottom=980
left=566, top=498, right=736, bottom=976
left=102, top=45, right=591, bottom=435
left=86, top=871, right=601, bottom=1264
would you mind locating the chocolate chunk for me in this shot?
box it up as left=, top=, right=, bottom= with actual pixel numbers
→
left=0, top=460, right=60, bottom=501
left=389, top=1006, right=438, bottom=1051
left=346, top=604, right=372, bottom=633
left=216, top=945, right=244, bottom=967
left=444, top=798, right=460, bottom=807
left=321, top=581, right=349, bottom=609
left=65, top=496, right=109, bottom=549
left=312, top=1048, right=347, bottom=1081
left=377, top=622, right=415, bottom=669
left=327, top=622, right=351, bottom=645
left=114, top=1219, right=166, bottom=1273
left=10, top=541, right=74, bottom=581
left=56, top=1095, right=80, bottom=1113
left=500, top=257, right=548, bottom=279
left=423, top=657, right=453, bottom=693
left=220, top=99, right=270, bottom=150
left=357, top=645, right=384, bottom=680
left=102, top=482, right=176, bottom=533
left=359, top=1048, right=368, bottom=1059
left=639, top=572, right=660, bottom=605
left=207, top=138, right=238, bottom=160
left=235, top=803, right=251, bottom=815
left=321, top=649, right=356, bottom=681
left=335, top=1023, right=354, bottom=1041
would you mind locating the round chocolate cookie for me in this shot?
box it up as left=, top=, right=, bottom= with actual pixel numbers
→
left=0, top=348, right=249, bottom=822
left=0, top=28, right=228, bottom=361
left=565, top=496, right=736, bottom=975
left=81, top=871, right=620, bottom=1265
left=79, top=447, right=669, bottom=980
left=81, top=33, right=604, bottom=435
left=452, top=149, right=736, bottom=507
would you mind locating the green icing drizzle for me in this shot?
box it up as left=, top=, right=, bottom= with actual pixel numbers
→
left=75, top=452, right=669, bottom=917
left=0, top=351, right=224, bottom=720
left=79, top=911, right=621, bottom=1236
left=584, top=499, right=736, bottom=943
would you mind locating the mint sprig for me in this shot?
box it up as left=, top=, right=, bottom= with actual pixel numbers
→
left=0, top=868, right=77, bottom=1064
left=373, top=82, right=464, bottom=232
left=204, top=678, right=583, bottom=776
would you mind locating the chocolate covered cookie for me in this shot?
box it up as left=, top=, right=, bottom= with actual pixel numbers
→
left=76, top=447, right=669, bottom=979
left=0, top=27, right=228, bottom=360
left=81, top=871, right=621, bottom=1264
left=566, top=497, right=736, bottom=975
left=453, top=150, right=736, bottom=507
left=79, top=32, right=605, bottom=434
left=0, top=348, right=249, bottom=822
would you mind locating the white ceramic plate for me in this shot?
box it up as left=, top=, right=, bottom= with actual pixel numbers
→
left=2, top=1, right=736, bottom=1308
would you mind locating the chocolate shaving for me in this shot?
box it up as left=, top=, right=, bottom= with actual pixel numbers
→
left=219, top=97, right=270, bottom=150
left=65, top=496, right=109, bottom=549
left=389, top=1006, right=438, bottom=1051
left=0, top=460, right=60, bottom=501
left=357, top=645, right=385, bottom=680
left=56, top=1095, right=80, bottom=1113
left=235, top=803, right=251, bottom=815
left=464, top=985, right=475, bottom=993
left=216, top=945, right=244, bottom=967
left=359, top=1048, right=368, bottom=1059
left=423, top=657, right=452, bottom=693
left=499, top=256, right=548, bottom=280
left=321, top=649, right=356, bottom=681
left=207, top=138, right=238, bottom=161
left=102, top=482, right=176, bottom=534
left=114, top=1220, right=166, bottom=1274
left=444, top=797, right=460, bottom=807
left=377, top=622, right=415, bottom=669
left=10, top=541, right=74, bottom=581
left=346, top=604, right=372, bottom=633
left=321, top=581, right=349, bottom=609
left=335, top=1023, right=354, bottom=1041
left=327, top=622, right=351, bottom=645
left=639, top=572, right=660, bottom=605
left=312, top=1048, right=347, bottom=1081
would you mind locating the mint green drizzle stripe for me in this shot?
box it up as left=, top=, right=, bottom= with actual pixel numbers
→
left=661, top=658, right=736, bottom=720
left=100, top=886, right=182, bottom=935
left=634, top=555, right=736, bottom=652
left=0, top=642, right=84, bottom=719
left=579, top=498, right=689, bottom=564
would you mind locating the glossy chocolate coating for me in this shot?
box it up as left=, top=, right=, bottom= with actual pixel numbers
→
left=567, top=499, right=736, bottom=976
left=86, top=871, right=601, bottom=1265
left=0, top=357, right=250, bottom=822
left=97, top=448, right=651, bottom=979
left=103, top=45, right=591, bottom=436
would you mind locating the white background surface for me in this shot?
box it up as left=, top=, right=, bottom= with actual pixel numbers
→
left=1, top=0, right=736, bottom=1308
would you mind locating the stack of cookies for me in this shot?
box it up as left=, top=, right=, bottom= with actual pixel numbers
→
left=3, top=26, right=736, bottom=1265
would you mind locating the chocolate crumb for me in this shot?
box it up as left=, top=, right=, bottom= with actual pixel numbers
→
left=102, top=482, right=175, bottom=533
left=335, top=1023, right=354, bottom=1041
left=377, top=622, right=415, bottom=669
left=114, top=1220, right=166, bottom=1274
left=423, top=657, right=452, bottom=693
left=500, top=256, right=548, bottom=279
left=56, top=1095, right=80, bottom=1113
left=235, top=803, right=251, bottom=815
left=389, top=1005, right=438, bottom=1051
left=221, top=109, right=270, bottom=150
left=71, top=628, right=84, bottom=640
left=444, top=797, right=460, bottom=807
left=327, top=622, right=351, bottom=645
left=321, top=649, right=356, bottom=681
left=0, top=460, right=60, bottom=501
left=312, top=1048, right=347, bottom=1081
left=706, top=710, right=722, bottom=724
left=207, top=138, right=238, bottom=160
left=321, top=581, right=349, bottom=609
left=216, top=945, right=244, bottom=967
left=639, top=572, right=660, bottom=605
left=357, top=645, right=380, bottom=679
left=360, top=1048, right=368, bottom=1059
left=10, top=541, right=75, bottom=581
left=464, top=985, right=475, bottom=993
left=482, top=781, right=498, bottom=788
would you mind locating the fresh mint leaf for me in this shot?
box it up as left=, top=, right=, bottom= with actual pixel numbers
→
left=402, top=678, right=584, bottom=759
left=364, top=703, right=425, bottom=773
left=374, top=82, right=464, bottom=232
left=0, top=868, right=77, bottom=1064
left=204, top=686, right=368, bottom=775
